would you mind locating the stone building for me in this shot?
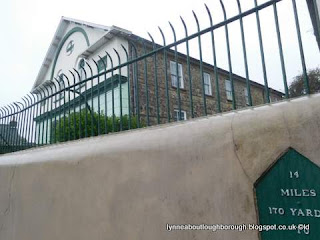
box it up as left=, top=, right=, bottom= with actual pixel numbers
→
left=0, top=120, right=29, bottom=154
left=128, top=36, right=283, bottom=123
left=31, top=17, right=283, bottom=141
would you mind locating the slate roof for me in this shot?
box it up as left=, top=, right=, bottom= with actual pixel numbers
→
left=0, top=123, right=28, bottom=148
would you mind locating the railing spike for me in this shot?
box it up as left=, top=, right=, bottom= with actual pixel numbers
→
left=158, top=26, right=166, bottom=46
left=204, top=4, right=213, bottom=25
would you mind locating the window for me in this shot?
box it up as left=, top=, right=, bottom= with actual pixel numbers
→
left=225, top=80, right=232, bottom=101
left=170, top=61, right=184, bottom=89
left=75, top=58, right=87, bottom=90
left=204, top=72, right=212, bottom=95
left=174, top=109, right=187, bottom=121
left=244, top=88, right=249, bottom=105
left=97, top=55, right=107, bottom=73
left=55, top=70, right=65, bottom=102
left=269, top=96, right=278, bottom=103
left=78, top=58, right=86, bottom=80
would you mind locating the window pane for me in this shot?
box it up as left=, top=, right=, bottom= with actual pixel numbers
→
left=98, top=56, right=107, bottom=72
left=225, top=80, right=232, bottom=101
left=244, top=88, right=249, bottom=105
left=174, top=110, right=187, bottom=121
left=172, top=75, right=177, bottom=88
left=170, top=61, right=176, bottom=75
left=178, top=64, right=183, bottom=76
left=204, top=73, right=211, bottom=95
left=170, top=61, right=183, bottom=89
left=225, top=80, right=231, bottom=91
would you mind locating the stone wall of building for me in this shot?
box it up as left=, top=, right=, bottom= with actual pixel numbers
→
left=128, top=41, right=282, bottom=125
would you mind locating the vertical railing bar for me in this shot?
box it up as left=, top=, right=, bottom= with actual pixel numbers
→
left=220, top=0, right=236, bottom=109
left=35, top=91, right=42, bottom=146
left=272, top=1, right=288, bottom=98
left=9, top=105, right=15, bottom=152
left=148, top=33, right=160, bottom=124
left=93, top=59, right=101, bottom=135
left=3, top=108, right=10, bottom=152
left=121, top=45, right=132, bottom=129
left=54, top=79, right=62, bottom=142
left=15, top=104, right=22, bottom=151
left=46, top=89, right=51, bottom=145
left=141, top=39, right=150, bottom=126
left=3, top=107, right=9, bottom=152
left=205, top=4, right=221, bottom=113
left=17, top=100, right=26, bottom=149
left=28, top=95, right=36, bottom=146
left=4, top=107, right=11, bottom=152
left=114, top=49, right=123, bottom=131
left=236, top=0, right=252, bottom=106
left=0, top=109, right=3, bottom=153
left=44, top=87, right=51, bottom=145
left=35, top=92, right=42, bottom=146
left=68, top=72, right=77, bottom=140
left=13, top=103, right=20, bottom=149
left=39, top=88, right=46, bottom=145
left=10, top=103, right=20, bottom=151
left=8, top=106, right=15, bottom=151
left=1, top=109, right=6, bottom=153
left=158, top=27, right=171, bottom=122
left=6, top=106, right=14, bottom=152
left=106, top=51, right=115, bottom=132
left=40, top=90, right=47, bottom=145
left=25, top=99, right=31, bottom=148
left=11, top=105, right=18, bottom=151
left=180, top=17, right=194, bottom=118
left=97, top=56, right=108, bottom=134
left=80, top=67, right=88, bottom=138
left=22, top=97, right=31, bottom=147
left=11, top=104, right=18, bottom=151
left=254, top=0, right=270, bottom=103
left=169, top=22, right=182, bottom=120
left=25, top=95, right=34, bottom=147
left=43, top=86, right=52, bottom=144
left=61, top=78, right=67, bottom=141
left=49, top=82, right=57, bottom=143
left=291, top=0, right=309, bottom=94
left=62, top=74, right=71, bottom=141
left=1, top=108, right=8, bottom=152
left=193, top=11, right=207, bottom=115
left=273, top=3, right=289, bottom=98
left=84, top=63, right=95, bottom=137
left=4, top=106, right=10, bottom=153
left=130, top=42, right=141, bottom=128
left=0, top=109, right=4, bottom=153
left=20, top=99, right=27, bottom=148
left=46, top=88, right=53, bottom=144
left=73, top=69, right=82, bottom=139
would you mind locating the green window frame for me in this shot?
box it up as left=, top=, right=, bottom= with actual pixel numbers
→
left=97, top=56, right=107, bottom=73
left=204, top=72, right=212, bottom=96
left=225, top=79, right=232, bottom=101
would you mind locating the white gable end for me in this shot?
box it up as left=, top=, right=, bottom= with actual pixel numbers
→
left=32, top=17, right=113, bottom=90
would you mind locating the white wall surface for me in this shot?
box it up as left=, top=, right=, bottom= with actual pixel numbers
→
left=1, top=94, right=320, bottom=240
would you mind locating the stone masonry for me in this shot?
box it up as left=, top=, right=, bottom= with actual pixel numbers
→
left=126, top=37, right=283, bottom=125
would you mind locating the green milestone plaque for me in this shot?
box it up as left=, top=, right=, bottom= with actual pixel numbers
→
left=255, top=148, right=320, bottom=239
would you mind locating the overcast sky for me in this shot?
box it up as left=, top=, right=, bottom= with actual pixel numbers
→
left=0, top=0, right=319, bottom=107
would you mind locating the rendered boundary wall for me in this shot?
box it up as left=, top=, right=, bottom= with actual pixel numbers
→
left=0, top=94, right=320, bottom=240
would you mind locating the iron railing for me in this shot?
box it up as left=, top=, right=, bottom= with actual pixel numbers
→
left=0, top=0, right=313, bottom=154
